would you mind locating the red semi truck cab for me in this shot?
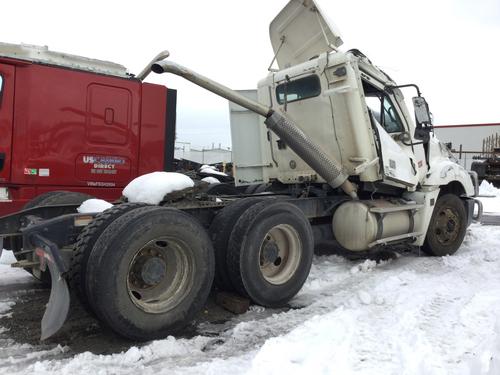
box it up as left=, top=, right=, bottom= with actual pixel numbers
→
left=0, top=43, right=176, bottom=216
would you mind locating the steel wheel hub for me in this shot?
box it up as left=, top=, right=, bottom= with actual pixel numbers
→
left=141, top=257, right=167, bottom=286
left=435, top=207, right=460, bottom=245
left=258, top=224, right=301, bottom=285
left=127, top=236, right=193, bottom=314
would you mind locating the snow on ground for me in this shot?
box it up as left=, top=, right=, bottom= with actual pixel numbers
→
left=77, top=199, right=113, bottom=214
left=1, top=187, right=500, bottom=374
left=122, top=172, right=194, bottom=205
left=478, top=181, right=500, bottom=213
left=0, top=251, right=32, bottom=287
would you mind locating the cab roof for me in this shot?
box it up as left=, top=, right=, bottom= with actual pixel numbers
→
left=0, top=42, right=130, bottom=78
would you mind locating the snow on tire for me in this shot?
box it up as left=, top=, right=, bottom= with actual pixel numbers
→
left=84, top=206, right=215, bottom=341
left=226, top=200, right=314, bottom=307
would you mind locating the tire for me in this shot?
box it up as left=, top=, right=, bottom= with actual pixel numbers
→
left=205, top=183, right=239, bottom=196
left=4, top=191, right=66, bottom=251
left=32, top=191, right=94, bottom=206
left=67, top=202, right=148, bottom=310
left=244, top=184, right=259, bottom=195
left=12, top=191, right=93, bottom=283
left=422, top=194, right=467, bottom=256
left=226, top=200, right=314, bottom=307
left=24, top=191, right=67, bottom=210
left=209, top=197, right=266, bottom=291
left=85, top=206, right=215, bottom=341
left=253, top=183, right=271, bottom=194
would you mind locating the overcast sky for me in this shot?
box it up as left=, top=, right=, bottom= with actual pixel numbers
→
left=2, top=0, right=500, bottom=149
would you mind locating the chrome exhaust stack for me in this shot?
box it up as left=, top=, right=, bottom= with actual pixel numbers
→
left=152, top=60, right=357, bottom=199
left=136, top=50, right=170, bottom=81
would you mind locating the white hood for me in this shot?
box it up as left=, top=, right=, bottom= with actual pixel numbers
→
left=269, top=0, right=343, bottom=69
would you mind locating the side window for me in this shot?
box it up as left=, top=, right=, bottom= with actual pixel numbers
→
left=365, top=93, right=404, bottom=133
left=382, top=97, right=403, bottom=133
left=276, top=75, right=321, bottom=105
left=365, top=96, right=382, bottom=124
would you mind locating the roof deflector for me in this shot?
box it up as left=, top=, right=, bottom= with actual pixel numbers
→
left=269, top=0, right=343, bottom=69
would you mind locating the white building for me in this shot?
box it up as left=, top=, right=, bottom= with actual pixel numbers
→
left=174, top=142, right=232, bottom=165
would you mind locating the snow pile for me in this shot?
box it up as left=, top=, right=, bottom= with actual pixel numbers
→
left=478, top=181, right=500, bottom=213
left=123, top=172, right=194, bottom=205
left=0, top=250, right=32, bottom=286
left=201, top=176, right=220, bottom=184
left=200, top=165, right=228, bottom=177
left=479, top=180, right=500, bottom=196
left=77, top=199, right=113, bottom=214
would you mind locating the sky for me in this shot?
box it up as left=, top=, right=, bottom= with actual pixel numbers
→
left=2, top=0, right=500, bottom=149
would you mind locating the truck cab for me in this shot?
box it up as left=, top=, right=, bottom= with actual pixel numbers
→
left=0, top=43, right=176, bottom=216
left=230, top=0, right=477, bottom=250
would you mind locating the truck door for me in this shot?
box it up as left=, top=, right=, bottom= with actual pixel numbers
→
left=0, top=64, right=14, bottom=183
left=364, top=83, right=419, bottom=188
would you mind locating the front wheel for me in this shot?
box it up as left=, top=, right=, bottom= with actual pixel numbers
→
left=85, top=206, right=214, bottom=341
left=422, top=194, right=467, bottom=256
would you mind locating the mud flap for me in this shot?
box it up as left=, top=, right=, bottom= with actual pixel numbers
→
left=40, top=261, right=70, bottom=340
left=31, top=233, right=70, bottom=340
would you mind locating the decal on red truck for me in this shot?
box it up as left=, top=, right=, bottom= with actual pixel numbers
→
left=77, top=154, right=130, bottom=182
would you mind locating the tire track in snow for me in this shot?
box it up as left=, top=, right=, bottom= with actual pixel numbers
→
left=1, top=224, right=500, bottom=374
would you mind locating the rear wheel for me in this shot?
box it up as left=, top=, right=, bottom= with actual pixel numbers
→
left=226, top=201, right=314, bottom=307
left=209, top=197, right=266, bottom=291
left=6, top=191, right=77, bottom=251
left=12, top=191, right=93, bottom=283
left=422, top=194, right=467, bottom=256
left=205, top=183, right=239, bottom=196
left=85, top=206, right=214, bottom=340
left=67, top=202, right=148, bottom=310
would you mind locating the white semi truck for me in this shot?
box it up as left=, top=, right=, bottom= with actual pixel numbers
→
left=0, top=0, right=481, bottom=341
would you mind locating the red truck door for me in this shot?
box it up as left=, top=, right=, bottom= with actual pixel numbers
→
left=0, top=64, right=14, bottom=183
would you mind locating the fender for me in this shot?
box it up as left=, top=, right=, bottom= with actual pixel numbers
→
left=422, top=160, right=475, bottom=197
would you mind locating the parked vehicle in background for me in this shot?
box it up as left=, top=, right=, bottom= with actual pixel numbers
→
left=471, top=133, right=500, bottom=186
left=0, top=43, right=176, bottom=216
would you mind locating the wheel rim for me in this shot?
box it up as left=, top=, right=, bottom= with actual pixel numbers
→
left=258, top=224, right=301, bottom=285
left=127, top=236, right=194, bottom=314
left=434, top=207, right=461, bottom=245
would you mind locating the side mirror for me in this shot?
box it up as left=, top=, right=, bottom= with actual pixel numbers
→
left=412, top=96, right=432, bottom=142
left=412, top=96, right=431, bottom=126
